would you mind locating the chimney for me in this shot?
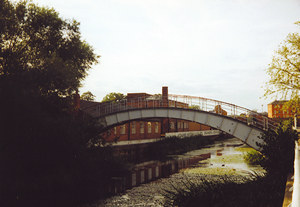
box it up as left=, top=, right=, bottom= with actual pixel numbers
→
left=162, top=86, right=168, bottom=107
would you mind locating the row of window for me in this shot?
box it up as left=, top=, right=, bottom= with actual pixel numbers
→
left=170, top=121, right=189, bottom=129
left=115, top=121, right=160, bottom=135
left=114, top=121, right=190, bottom=135
left=274, top=109, right=292, bottom=114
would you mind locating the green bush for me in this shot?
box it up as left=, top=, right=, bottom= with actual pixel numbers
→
left=257, top=119, right=298, bottom=174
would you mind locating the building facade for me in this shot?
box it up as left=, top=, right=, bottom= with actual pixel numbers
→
left=268, top=100, right=294, bottom=119
left=101, top=118, right=211, bottom=142
left=80, top=87, right=213, bottom=142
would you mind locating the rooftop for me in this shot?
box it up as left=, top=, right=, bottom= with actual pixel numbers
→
left=268, top=100, right=288, bottom=105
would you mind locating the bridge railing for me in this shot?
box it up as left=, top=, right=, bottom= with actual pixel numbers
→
left=81, top=94, right=277, bottom=131
left=168, top=94, right=277, bottom=130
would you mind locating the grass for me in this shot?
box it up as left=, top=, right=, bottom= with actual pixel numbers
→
left=183, top=150, right=257, bottom=175
left=243, top=149, right=265, bottom=165
left=163, top=173, right=286, bottom=207
left=183, top=167, right=240, bottom=175
left=209, top=154, right=245, bottom=163
left=235, top=147, right=254, bottom=152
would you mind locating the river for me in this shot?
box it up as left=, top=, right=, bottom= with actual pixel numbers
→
left=83, top=137, right=264, bottom=207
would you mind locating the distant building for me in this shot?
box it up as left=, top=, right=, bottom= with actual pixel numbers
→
left=268, top=100, right=294, bottom=119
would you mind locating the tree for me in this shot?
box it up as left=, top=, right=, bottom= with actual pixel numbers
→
left=81, top=91, right=96, bottom=101
left=0, top=0, right=98, bottom=100
left=102, top=92, right=126, bottom=102
left=257, top=120, right=298, bottom=174
left=0, top=1, right=104, bottom=206
left=264, top=21, right=300, bottom=111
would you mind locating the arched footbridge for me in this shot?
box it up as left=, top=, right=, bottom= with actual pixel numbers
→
left=81, top=94, right=277, bottom=151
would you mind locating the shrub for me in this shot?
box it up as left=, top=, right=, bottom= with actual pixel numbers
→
left=163, top=173, right=286, bottom=207
left=257, top=119, right=298, bottom=174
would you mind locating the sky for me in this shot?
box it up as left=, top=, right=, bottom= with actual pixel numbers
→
left=32, top=0, right=300, bottom=111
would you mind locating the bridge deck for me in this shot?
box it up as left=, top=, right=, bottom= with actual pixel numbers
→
left=81, top=94, right=276, bottom=132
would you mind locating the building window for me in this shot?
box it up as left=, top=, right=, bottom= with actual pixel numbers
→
left=155, top=122, right=159, bottom=133
left=120, top=124, right=126, bottom=135
left=131, top=121, right=136, bottom=134
left=184, top=122, right=189, bottom=129
left=140, top=122, right=144, bottom=134
left=148, top=122, right=152, bottom=133
left=170, top=122, right=175, bottom=130
left=169, top=101, right=175, bottom=107
left=178, top=122, right=182, bottom=129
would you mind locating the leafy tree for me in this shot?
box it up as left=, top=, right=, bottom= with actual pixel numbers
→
left=264, top=21, right=300, bottom=112
left=81, top=91, right=96, bottom=101
left=0, top=1, right=114, bottom=206
left=0, top=0, right=98, bottom=100
left=102, top=92, right=126, bottom=102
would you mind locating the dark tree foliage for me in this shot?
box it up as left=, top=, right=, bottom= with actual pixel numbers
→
left=258, top=119, right=298, bottom=175
left=0, top=1, right=128, bottom=207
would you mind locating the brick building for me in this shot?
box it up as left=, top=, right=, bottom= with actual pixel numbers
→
left=81, top=87, right=211, bottom=142
left=268, top=100, right=294, bottom=119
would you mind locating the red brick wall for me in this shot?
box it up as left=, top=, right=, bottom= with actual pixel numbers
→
left=101, top=119, right=211, bottom=142
left=102, top=120, right=162, bottom=141
left=268, top=103, right=293, bottom=118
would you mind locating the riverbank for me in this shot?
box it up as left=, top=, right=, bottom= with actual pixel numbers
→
left=98, top=134, right=228, bottom=196
left=83, top=174, right=229, bottom=207
left=82, top=138, right=273, bottom=207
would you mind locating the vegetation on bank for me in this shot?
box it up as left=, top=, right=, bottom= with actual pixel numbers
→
left=243, top=150, right=265, bottom=165
left=243, top=119, right=297, bottom=174
left=163, top=173, right=286, bottom=207
left=162, top=119, right=298, bottom=207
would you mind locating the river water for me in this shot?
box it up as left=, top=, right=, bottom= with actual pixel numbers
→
left=84, top=137, right=264, bottom=207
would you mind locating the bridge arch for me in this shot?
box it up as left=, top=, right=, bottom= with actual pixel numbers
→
left=98, top=108, right=265, bottom=151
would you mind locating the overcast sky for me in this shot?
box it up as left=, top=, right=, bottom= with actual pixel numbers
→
left=33, top=0, right=300, bottom=111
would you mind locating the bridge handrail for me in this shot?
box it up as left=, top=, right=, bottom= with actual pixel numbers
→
left=167, top=94, right=277, bottom=130
left=81, top=94, right=277, bottom=131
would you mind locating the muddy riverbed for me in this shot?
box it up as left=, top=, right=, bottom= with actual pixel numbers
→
left=82, top=137, right=264, bottom=207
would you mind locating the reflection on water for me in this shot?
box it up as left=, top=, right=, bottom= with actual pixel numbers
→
left=108, top=137, right=264, bottom=194
left=180, top=137, right=265, bottom=175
